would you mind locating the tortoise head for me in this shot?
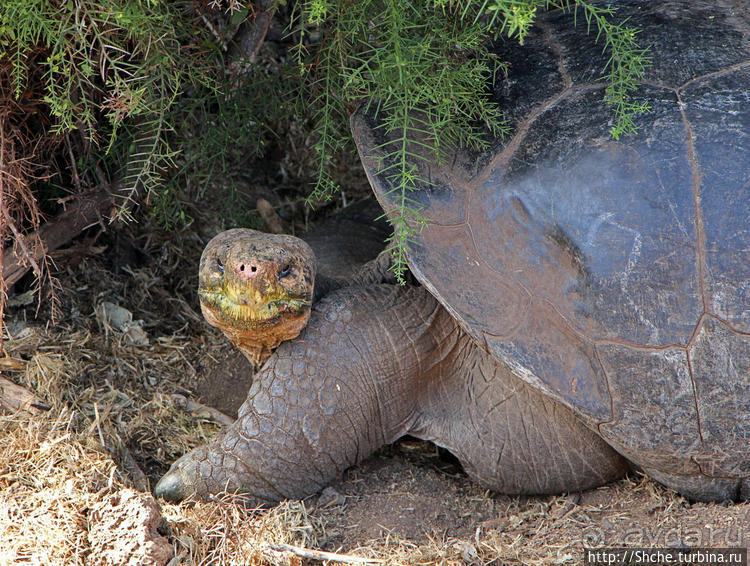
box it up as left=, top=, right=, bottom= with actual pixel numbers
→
left=198, top=228, right=315, bottom=366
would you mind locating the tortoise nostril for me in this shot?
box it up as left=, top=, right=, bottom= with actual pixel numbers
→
left=238, top=264, right=258, bottom=274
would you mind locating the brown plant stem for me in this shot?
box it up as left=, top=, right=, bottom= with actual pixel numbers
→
left=1, top=187, right=119, bottom=289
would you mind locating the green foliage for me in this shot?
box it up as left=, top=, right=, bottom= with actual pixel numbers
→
left=293, top=0, right=508, bottom=281
left=569, top=2, right=651, bottom=138
left=0, top=0, right=213, bottom=216
left=293, top=0, right=649, bottom=282
left=0, top=0, right=649, bottom=286
left=154, top=66, right=285, bottom=229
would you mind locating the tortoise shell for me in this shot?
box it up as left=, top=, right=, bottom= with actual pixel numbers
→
left=353, top=0, right=750, bottom=497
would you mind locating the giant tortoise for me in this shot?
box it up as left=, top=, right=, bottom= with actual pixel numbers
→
left=156, top=0, right=750, bottom=503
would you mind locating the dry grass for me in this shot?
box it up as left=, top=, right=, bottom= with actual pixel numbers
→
left=0, top=215, right=375, bottom=565
left=0, top=410, right=116, bottom=564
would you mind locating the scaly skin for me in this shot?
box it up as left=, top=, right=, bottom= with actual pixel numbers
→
left=155, top=284, right=627, bottom=503
left=198, top=229, right=315, bottom=365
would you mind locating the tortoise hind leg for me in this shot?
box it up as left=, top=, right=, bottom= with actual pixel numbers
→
left=641, top=468, right=743, bottom=503
left=410, top=340, right=629, bottom=494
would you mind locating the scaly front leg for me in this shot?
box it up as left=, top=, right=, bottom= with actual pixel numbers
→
left=155, top=284, right=453, bottom=502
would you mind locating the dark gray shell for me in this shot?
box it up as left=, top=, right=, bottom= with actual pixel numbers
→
left=353, top=0, right=750, bottom=495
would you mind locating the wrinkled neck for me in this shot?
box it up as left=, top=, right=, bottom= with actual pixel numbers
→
left=201, top=301, right=310, bottom=367
left=311, top=271, right=342, bottom=304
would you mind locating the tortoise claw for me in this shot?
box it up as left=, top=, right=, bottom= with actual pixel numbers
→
left=154, top=467, right=195, bottom=502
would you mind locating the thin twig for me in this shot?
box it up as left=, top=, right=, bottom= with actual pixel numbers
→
left=65, top=134, right=82, bottom=191
left=1, top=207, right=43, bottom=278
left=264, top=543, right=383, bottom=564
left=0, top=375, right=50, bottom=415
left=0, top=116, right=43, bottom=281
left=0, top=117, right=6, bottom=355
left=170, top=394, right=234, bottom=426
left=120, top=443, right=150, bottom=492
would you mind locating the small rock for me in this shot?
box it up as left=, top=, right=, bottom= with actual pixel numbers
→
left=99, top=301, right=134, bottom=332
left=456, top=541, right=479, bottom=564
left=318, top=486, right=346, bottom=507
left=87, top=489, right=172, bottom=566
left=7, top=290, right=35, bottom=308
left=98, top=302, right=149, bottom=345
left=4, top=319, right=28, bottom=338
left=123, top=324, right=149, bottom=346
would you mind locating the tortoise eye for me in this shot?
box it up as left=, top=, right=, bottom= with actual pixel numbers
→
left=278, top=264, right=291, bottom=279
left=217, top=257, right=225, bottom=273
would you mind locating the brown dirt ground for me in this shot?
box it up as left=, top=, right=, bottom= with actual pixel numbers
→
left=1, top=198, right=749, bottom=565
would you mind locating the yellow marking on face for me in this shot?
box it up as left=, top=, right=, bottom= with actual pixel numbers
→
left=198, top=285, right=311, bottom=327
